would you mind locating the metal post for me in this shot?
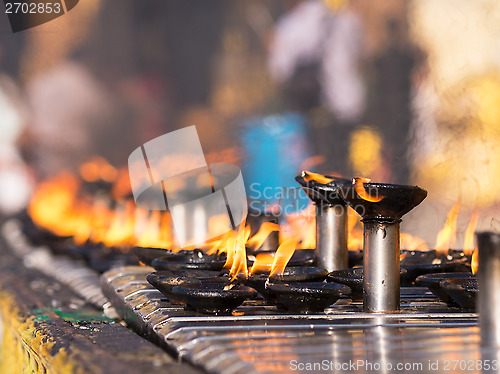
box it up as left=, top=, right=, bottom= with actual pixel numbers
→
left=477, top=232, right=500, bottom=347
left=363, top=219, right=400, bottom=312
left=315, top=204, right=348, bottom=272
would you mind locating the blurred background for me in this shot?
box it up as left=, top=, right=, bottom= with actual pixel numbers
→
left=1, top=0, right=500, bottom=245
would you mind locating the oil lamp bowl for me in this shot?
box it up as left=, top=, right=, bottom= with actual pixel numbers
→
left=440, top=277, right=478, bottom=310
left=265, top=282, right=351, bottom=313
left=171, top=283, right=257, bottom=314
left=415, top=272, right=473, bottom=305
left=295, top=173, right=350, bottom=206
left=339, top=182, right=427, bottom=221
left=151, top=249, right=227, bottom=271
left=400, top=250, right=468, bottom=285
left=147, top=269, right=227, bottom=305
left=246, top=267, right=329, bottom=297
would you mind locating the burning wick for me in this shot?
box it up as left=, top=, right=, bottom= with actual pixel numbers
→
left=353, top=177, right=383, bottom=203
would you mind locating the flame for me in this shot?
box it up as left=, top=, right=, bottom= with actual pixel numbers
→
left=71, top=200, right=95, bottom=245
left=225, top=222, right=250, bottom=281
left=463, top=210, right=479, bottom=255
left=205, top=229, right=233, bottom=255
left=88, top=198, right=114, bottom=243
left=28, top=173, right=80, bottom=237
left=135, top=211, right=173, bottom=249
left=434, top=202, right=461, bottom=251
left=471, top=248, right=478, bottom=275
left=246, top=222, right=279, bottom=250
left=353, top=177, right=383, bottom=203
left=100, top=201, right=136, bottom=248
left=223, top=233, right=235, bottom=269
left=269, top=236, right=299, bottom=277
left=301, top=171, right=334, bottom=184
left=249, top=252, right=275, bottom=275
left=29, top=168, right=178, bottom=251
left=203, top=214, right=245, bottom=256
left=27, top=173, right=112, bottom=245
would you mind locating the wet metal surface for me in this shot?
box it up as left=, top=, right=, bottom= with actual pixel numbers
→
left=102, top=266, right=490, bottom=374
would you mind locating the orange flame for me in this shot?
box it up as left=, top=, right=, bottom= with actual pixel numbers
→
left=463, top=210, right=479, bottom=255
left=353, top=177, right=383, bottom=202
left=249, top=252, right=275, bottom=275
left=471, top=248, right=478, bottom=275
left=226, top=222, right=250, bottom=281
left=28, top=173, right=80, bottom=237
left=205, top=229, right=233, bottom=255
left=269, top=236, right=299, bottom=278
left=88, top=198, right=114, bottom=243
left=301, top=171, right=334, bottom=184
left=223, top=233, right=235, bottom=269
left=135, top=211, right=173, bottom=249
left=435, top=202, right=461, bottom=252
left=71, top=200, right=96, bottom=245
left=29, top=168, right=178, bottom=251
left=100, top=201, right=136, bottom=247
left=246, top=222, right=279, bottom=250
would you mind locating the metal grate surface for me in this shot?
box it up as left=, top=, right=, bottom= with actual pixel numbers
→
left=100, top=267, right=496, bottom=374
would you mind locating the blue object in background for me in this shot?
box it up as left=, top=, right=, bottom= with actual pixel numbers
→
left=240, top=112, right=311, bottom=215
